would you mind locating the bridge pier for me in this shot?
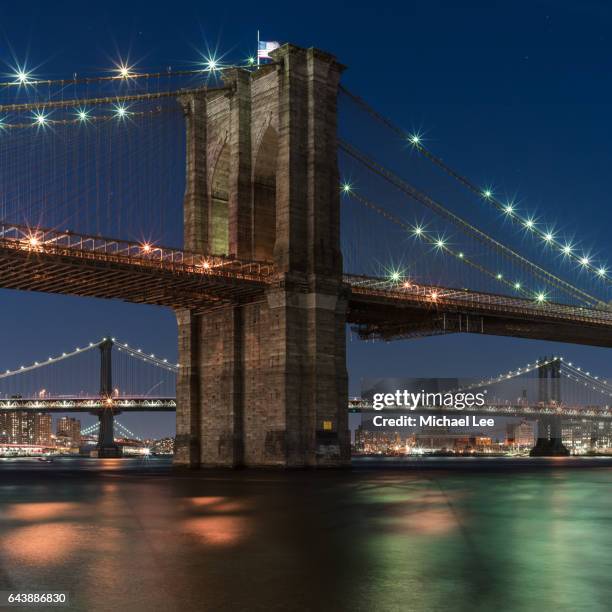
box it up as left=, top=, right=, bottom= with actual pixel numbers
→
left=175, top=45, right=350, bottom=468
left=530, top=357, right=569, bottom=457
left=530, top=415, right=569, bottom=456
left=96, top=338, right=121, bottom=458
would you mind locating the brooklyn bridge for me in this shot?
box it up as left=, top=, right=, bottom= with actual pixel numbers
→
left=2, top=44, right=612, bottom=466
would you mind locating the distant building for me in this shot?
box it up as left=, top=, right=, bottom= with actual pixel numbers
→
left=506, top=420, right=535, bottom=448
left=56, top=416, right=81, bottom=447
left=0, top=411, right=52, bottom=445
left=591, top=421, right=612, bottom=452
left=151, top=437, right=175, bottom=455
left=353, top=422, right=494, bottom=454
left=354, top=426, right=404, bottom=454
left=562, top=419, right=597, bottom=453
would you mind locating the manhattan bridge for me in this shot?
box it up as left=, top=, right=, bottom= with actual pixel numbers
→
left=1, top=44, right=612, bottom=465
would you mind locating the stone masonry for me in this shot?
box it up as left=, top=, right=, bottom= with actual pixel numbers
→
left=174, top=45, right=350, bottom=467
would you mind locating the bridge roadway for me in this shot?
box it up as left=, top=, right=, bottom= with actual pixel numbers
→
left=348, top=399, right=612, bottom=420
left=1, top=395, right=609, bottom=420
left=0, top=397, right=177, bottom=412
left=3, top=222, right=612, bottom=347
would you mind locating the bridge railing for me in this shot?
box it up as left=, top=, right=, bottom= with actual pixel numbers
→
left=348, top=398, right=612, bottom=419
left=345, top=274, right=612, bottom=326
left=0, top=397, right=176, bottom=410
left=5, top=221, right=612, bottom=327
left=0, top=222, right=275, bottom=282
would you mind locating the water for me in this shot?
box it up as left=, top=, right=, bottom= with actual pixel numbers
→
left=1, top=457, right=612, bottom=611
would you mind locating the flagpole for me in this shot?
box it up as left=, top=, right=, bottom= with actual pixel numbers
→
left=257, top=30, right=260, bottom=66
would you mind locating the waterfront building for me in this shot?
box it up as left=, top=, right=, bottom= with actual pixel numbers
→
left=0, top=411, right=52, bottom=445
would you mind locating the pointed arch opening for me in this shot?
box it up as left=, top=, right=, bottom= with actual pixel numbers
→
left=253, top=126, right=278, bottom=261
left=210, top=143, right=230, bottom=255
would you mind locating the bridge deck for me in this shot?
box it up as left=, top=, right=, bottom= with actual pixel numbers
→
left=3, top=223, right=612, bottom=346
left=347, top=275, right=612, bottom=347
left=0, top=223, right=271, bottom=309
left=0, top=397, right=177, bottom=412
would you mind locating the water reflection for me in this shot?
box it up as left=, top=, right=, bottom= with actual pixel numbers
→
left=0, top=458, right=611, bottom=610
left=2, top=523, right=79, bottom=565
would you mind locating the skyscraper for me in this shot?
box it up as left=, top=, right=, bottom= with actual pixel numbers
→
left=56, top=416, right=82, bottom=447
left=0, top=411, right=52, bottom=445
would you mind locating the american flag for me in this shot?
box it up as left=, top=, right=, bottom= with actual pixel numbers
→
left=258, top=40, right=280, bottom=61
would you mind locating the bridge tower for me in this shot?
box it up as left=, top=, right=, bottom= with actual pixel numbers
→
left=530, top=356, right=569, bottom=457
left=175, top=44, right=349, bottom=467
left=96, top=338, right=121, bottom=458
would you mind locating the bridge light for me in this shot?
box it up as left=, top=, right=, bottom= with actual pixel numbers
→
left=434, top=237, right=446, bottom=250
left=247, top=56, right=256, bottom=66
left=33, top=111, right=47, bottom=126
left=412, top=225, right=424, bottom=237
left=14, top=67, right=31, bottom=84
left=141, top=243, right=152, bottom=253
left=543, top=232, right=554, bottom=242
left=390, top=271, right=401, bottom=282
left=403, top=281, right=411, bottom=289
left=514, top=282, right=521, bottom=290
left=561, top=243, right=573, bottom=255
left=76, top=108, right=90, bottom=122
left=503, top=203, right=515, bottom=215
left=598, top=267, right=607, bottom=277
left=580, top=256, right=590, bottom=266
left=28, top=235, right=39, bottom=247
left=430, top=291, right=438, bottom=300
left=341, top=182, right=353, bottom=194
left=524, top=218, right=535, bottom=230
left=482, top=189, right=492, bottom=199
left=409, top=133, right=421, bottom=145
left=496, top=273, right=502, bottom=280
left=535, top=292, right=546, bottom=303
left=203, top=54, right=221, bottom=73
left=115, top=63, right=133, bottom=79
left=458, top=252, right=464, bottom=258
left=114, top=104, right=129, bottom=119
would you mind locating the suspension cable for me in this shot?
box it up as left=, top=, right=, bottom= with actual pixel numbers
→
left=339, top=139, right=603, bottom=308
left=340, top=85, right=612, bottom=285
left=344, top=188, right=533, bottom=298
left=0, top=86, right=222, bottom=113
left=0, top=63, right=261, bottom=89
left=0, top=340, right=103, bottom=379
left=113, top=339, right=178, bottom=372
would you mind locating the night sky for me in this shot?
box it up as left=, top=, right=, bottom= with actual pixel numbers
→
left=1, top=0, right=612, bottom=438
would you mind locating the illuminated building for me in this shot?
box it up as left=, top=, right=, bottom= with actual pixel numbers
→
left=151, top=437, right=175, bottom=455
left=506, top=420, right=536, bottom=448
left=56, top=416, right=81, bottom=447
left=0, top=411, right=52, bottom=445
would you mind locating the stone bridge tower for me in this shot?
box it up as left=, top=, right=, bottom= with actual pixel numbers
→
left=174, top=44, right=349, bottom=467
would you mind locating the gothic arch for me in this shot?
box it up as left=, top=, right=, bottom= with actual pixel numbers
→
left=253, top=125, right=278, bottom=261
left=210, top=141, right=230, bottom=255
